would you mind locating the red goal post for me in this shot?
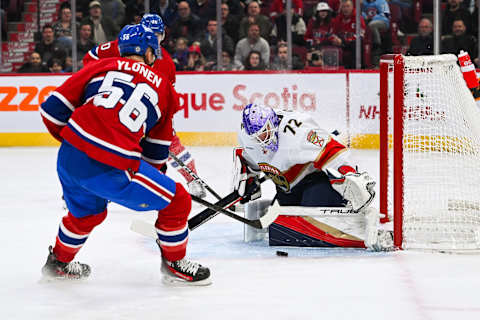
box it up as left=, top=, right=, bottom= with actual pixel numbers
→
left=379, top=54, right=480, bottom=251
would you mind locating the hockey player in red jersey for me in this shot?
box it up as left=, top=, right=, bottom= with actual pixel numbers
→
left=233, top=103, right=392, bottom=251
left=40, top=24, right=211, bottom=285
left=83, top=14, right=206, bottom=198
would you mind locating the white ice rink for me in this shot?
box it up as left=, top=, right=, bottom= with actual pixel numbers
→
left=1, top=146, right=480, bottom=320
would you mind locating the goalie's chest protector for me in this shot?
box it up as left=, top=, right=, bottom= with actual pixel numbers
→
left=242, top=111, right=332, bottom=193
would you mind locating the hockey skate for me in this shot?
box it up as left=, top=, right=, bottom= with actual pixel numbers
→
left=157, top=240, right=211, bottom=286
left=188, top=180, right=207, bottom=198
left=41, top=246, right=91, bottom=280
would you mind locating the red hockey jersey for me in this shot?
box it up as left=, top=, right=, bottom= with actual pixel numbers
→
left=331, top=9, right=366, bottom=43
left=83, top=39, right=177, bottom=86
left=40, top=57, right=178, bottom=172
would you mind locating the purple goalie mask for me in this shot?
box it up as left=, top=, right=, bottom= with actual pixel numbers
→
left=242, top=103, right=280, bottom=152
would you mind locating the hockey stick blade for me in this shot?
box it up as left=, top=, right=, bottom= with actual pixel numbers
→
left=130, top=219, right=157, bottom=239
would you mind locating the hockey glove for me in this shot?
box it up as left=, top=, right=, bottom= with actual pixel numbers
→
left=188, top=180, right=207, bottom=198
left=327, top=166, right=376, bottom=212
left=232, top=150, right=261, bottom=204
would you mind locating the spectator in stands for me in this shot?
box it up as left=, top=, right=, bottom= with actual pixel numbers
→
left=210, top=50, right=242, bottom=70
left=169, top=1, right=203, bottom=44
left=270, top=42, right=304, bottom=70
left=328, top=0, right=341, bottom=17
left=52, top=5, right=79, bottom=47
left=234, top=23, right=270, bottom=68
left=64, top=56, right=73, bottom=72
left=151, top=0, right=177, bottom=27
left=442, top=0, right=473, bottom=35
left=243, top=50, right=267, bottom=70
left=124, top=1, right=145, bottom=26
left=223, top=0, right=246, bottom=17
left=389, top=0, right=415, bottom=34
left=82, top=1, right=120, bottom=45
left=172, top=37, right=190, bottom=70
left=199, top=19, right=235, bottom=69
left=35, top=24, right=68, bottom=67
left=407, top=17, right=433, bottom=56
left=269, top=0, right=304, bottom=20
left=75, top=0, right=91, bottom=22
left=221, top=2, right=241, bottom=43
left=441, top=18, right=477, bottom=58
left=305, top=50, right=325, bottom=69
left=332, top=0, right=365, bottom=69
left=305, top=2, right=342, bottom=50
left=272, top=1, right=307, bottom=46
left=238, top=0, right=273, bottom=41
left=361, top=0, right=390, bottom=63
left=184, top=44, right=207, bottom=71
left=18, top=52, right=49, bottom=73
left=101, top=0, right=126, bottom=27
left=1, top=8, right=6, bottom=41
left=76, top=22, right=97, bottom=67
left=48, top=58, right=64, bottom=73
left=188, top=0, right=216, bottom=28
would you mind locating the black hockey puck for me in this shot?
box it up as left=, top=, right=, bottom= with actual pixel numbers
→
left=276, top=250, right=288, bottom=257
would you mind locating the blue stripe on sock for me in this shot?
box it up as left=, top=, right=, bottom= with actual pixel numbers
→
left=58, top=227, right=88, bottom=246
left=156, top=229, right=188, bottom=243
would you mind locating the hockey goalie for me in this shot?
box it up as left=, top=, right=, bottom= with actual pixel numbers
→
left=233, top=103, right=393, bottom=251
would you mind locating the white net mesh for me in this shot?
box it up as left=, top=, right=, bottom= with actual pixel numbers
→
left=385, top=54, right=480, bottom=251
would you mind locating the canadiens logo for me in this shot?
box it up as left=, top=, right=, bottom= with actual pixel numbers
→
left=258, top=163, right=290, bottom=192
left=307, top=130, right=325, bottom=147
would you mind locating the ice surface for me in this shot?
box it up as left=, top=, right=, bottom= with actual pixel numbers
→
left=1, top=147, right=480, bottom=320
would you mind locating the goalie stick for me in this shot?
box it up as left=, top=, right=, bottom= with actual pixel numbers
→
left=169, top=151, right=222, bottom=201
left=268, top=205, right=360, bottom=216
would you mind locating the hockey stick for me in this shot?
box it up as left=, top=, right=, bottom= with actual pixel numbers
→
left=268, top=205, right=360, bottom=217
left=188, top=176, right=267, bottom=230
left=130, top=194, right=244, bottom=239
left=169, top=151, right=222, bottom=201
left=189, top=193, right=278, bottom=229
left=130, top=177, right=272, bottom=237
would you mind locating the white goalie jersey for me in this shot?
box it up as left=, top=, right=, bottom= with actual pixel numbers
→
left=238, top=110, right=350, bottom=192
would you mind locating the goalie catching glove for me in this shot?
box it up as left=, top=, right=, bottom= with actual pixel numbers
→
left=327, top=166, right=376, bottom=212
left=232, top=148, right=262, bottom=204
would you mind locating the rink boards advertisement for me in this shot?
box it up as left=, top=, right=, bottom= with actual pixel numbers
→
left=0, top=71, right=380, bottom=147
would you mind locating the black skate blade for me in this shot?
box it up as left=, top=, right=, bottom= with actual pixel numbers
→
left=161, top=275, right=212, bottom=287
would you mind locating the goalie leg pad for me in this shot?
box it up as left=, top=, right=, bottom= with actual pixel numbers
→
left=269, top=215, right=365, bottom=247
left=244, top=199, right=271, bottom=242
left=363, top=207, right=394, bottom=251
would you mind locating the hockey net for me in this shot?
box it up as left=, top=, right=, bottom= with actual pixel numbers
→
left=379, top=54, right=480, bottom=251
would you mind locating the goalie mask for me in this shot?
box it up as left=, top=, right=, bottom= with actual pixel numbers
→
left=242, top=103, right=280, bottom=152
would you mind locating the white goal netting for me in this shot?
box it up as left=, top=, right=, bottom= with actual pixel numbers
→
left=383, top=54, right=480, bottom=251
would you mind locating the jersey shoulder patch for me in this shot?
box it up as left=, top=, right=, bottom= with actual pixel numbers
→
left=306, top=130, right=326, bottom=148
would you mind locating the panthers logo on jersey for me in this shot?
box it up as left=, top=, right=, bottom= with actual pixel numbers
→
left=306, top=130, right=325, bottom=148
left=258, top=162, right=291, bottom=192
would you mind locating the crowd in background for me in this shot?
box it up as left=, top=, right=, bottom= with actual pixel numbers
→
left=5, top=0, right=480, bottom=73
